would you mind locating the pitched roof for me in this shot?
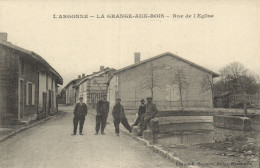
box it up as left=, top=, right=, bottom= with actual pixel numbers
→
left=63, top=78, right=80, bottom=89
left=0, top=41, right=63, bottom=84
left=63, top=68, right=115, bottom=89
left=114, top=52, right=220, bottom=77
left=75, top=68, right=115, bottom=87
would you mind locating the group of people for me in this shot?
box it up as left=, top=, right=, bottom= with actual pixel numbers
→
left=72, top=95, right=158, bottom=137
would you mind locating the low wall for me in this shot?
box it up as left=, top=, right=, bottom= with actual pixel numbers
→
left=133, top=116, right=214, bottom=144
left=157, top=110, right=214, bottom=117
left=213, top=115, right=251, bottom=131
left=149, top=116, right=213, bottom=133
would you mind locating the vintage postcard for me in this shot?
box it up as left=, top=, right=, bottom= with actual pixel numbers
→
left=0, top=0, right=259, bottom=168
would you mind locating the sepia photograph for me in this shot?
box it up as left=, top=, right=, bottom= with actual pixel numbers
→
left=0, top=0, right=259, bottom=168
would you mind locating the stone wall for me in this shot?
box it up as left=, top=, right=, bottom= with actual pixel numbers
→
left=213, top=115, right=251, bottom=131
left=0, top=44, right=19, bottom=124
left=109, top=54, right=214, bottom=112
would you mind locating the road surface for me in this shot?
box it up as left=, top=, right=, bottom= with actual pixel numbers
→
left=0, top=106, right=178, bottom=168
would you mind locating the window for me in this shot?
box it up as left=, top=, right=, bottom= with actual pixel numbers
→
left=28, top=83, right=32, bottom=105
left=46, top=75, right=48, bottom=90
left=26, top=83, right=29, bottom=105
left=26, top=82, right=34, bottom=106
left=32, top=84, right=35, bottom=105
left=21, top=58, right=24, bottom=75
left=51, top=78, right=54, bottom=90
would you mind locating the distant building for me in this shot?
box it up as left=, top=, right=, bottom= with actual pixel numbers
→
left=214, top=89, right=260, bottom=108
left=63, top=77, right=82, bottom=105
left=107, top=52, right=219, bottom=110
left=57, top=88, right=66, bottom=104
left=0, top=33, right=63, bottom=124
left=64, top=66, right=115, bottom=107
left=75, top=67, right=115, bottom=108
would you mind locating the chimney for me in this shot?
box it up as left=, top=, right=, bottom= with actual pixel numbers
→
left=134, top=52, right=140, bottom=63
left=82, top=73, right=85, bottom=77
left=0, top=32, right=7, bottom=42
left=100, top=66, right=104, bottom=71
left=78, top=75, right=81, bottom=79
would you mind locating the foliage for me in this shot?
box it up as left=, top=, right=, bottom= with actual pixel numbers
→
left=215, top=62, right=258, bottom=115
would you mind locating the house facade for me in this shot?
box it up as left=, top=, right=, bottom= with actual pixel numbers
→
left=107, top=52, right=219, bottom=110
left=0, top=33, right=62, bottom=124
left=74, top=67, right=115, bottom=109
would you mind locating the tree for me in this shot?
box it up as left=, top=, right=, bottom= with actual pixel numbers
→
left=141, top=62, right=165, bottom=98
left=200, top=75, right=214, bottom=108
left=220, top=62, right=247, bottom=100
left=239, top=74, right=257, bottom=116
left=169, top=67, right=189, bottom=110
left=218, top=62, right=258, bottom=116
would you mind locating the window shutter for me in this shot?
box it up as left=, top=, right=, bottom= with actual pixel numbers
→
left=32, top=84, right=35, bottom=105
left=26, top=82, right=29, bottom=105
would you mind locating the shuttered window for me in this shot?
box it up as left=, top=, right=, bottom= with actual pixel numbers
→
left=32, top=84, right=35, bottom=105
left=26, top=82, right=29, bottom=105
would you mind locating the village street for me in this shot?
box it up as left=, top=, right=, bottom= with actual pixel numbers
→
left=0, top=106, right=178, bottom=168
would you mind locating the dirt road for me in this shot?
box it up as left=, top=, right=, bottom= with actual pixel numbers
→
left=0, top=106, right=178, bottom=168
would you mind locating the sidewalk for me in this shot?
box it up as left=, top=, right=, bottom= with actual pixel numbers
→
left=0, top=112, right=63, bottom=143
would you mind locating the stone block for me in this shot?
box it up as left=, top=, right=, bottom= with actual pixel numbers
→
left=213, top=115, right=251, bottom=131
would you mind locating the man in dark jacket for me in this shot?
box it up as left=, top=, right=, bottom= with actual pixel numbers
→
left=112, top=98, right=132, bottom=136
left=138, top=97, right=158, bottom=136
left=132, top=99, right=146, bottom=127
left=95, top=95, right=109, bottom=135
left=72, top=97, right=88, bottom=135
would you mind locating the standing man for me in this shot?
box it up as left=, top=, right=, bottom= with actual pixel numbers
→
left=72, top=97, right=88, bottom=135
left=131, top=99, right=146, bottom=127
left=138, top=97, right=158, bottom=136
left=95, top=95, right=109, bottom=135
left=112, top=98, right=132, bottom=136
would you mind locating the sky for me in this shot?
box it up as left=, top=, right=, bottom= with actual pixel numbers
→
left=0, top=0, right=259, bottom=87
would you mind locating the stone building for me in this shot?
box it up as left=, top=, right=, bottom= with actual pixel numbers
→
left=0, top=33, right=63, bottom=124
left=74, top=67, right=115, bottom=108
left=107, top=52, right=219, bottom=110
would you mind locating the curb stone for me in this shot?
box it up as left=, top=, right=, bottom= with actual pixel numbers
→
left=0, top=111, right=64, bottom=143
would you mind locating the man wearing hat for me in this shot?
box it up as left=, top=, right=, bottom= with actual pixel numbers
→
left=138, top=96, right=158, bottom=136
left=131, top=99, right=146, bottom=127
left=95, top=94, right=109, bottom=135
left=112, top=98, right=132, bottom=136
left=72, top=97, right=88, bottom=135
